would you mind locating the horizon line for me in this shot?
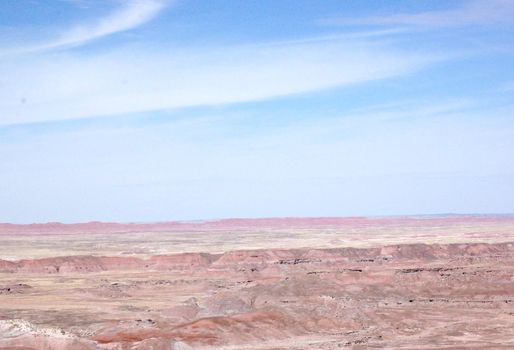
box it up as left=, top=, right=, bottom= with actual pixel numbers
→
left=2, top=212, right=514, bottom=226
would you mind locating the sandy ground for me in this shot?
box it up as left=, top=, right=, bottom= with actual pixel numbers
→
left=1, top=215, right=514, bottom=349
left=1, top=215, right=514, bottom=260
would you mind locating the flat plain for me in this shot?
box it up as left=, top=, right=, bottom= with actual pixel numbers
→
left=1, top=216, right=514, bottom=349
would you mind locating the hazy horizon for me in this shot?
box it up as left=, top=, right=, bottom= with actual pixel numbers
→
left=3, top=212, right=514, bottom=226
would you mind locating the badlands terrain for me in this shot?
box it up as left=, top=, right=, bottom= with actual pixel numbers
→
left=1, top=215, right=514, bottom=349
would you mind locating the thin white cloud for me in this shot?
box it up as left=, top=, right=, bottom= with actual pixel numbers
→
left=40, top=0, right=168, bottom=50
left=2, top=98, right=513, bottom=222
left=0, top=37, right=439, bottom=126
left=321, top=0, right=514, bottom=28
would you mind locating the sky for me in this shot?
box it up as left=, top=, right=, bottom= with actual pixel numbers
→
left=1, top=0, right=513, bottom=223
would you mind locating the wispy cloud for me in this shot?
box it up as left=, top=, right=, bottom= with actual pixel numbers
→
left=0, top=37, right=438, bottom=126
left=2, top=98, right=513, bottom=222
left=321, top=0, right=514, bottom=28
left=39, top=0, right=168, bottom=50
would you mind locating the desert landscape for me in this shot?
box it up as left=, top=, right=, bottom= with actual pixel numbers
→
left=1, top=215, right=514, bottom=349
left=2, top=0, right=514, bottom=349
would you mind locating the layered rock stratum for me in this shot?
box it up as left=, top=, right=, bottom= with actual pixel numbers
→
left=1, top=215, right=514, bottom=349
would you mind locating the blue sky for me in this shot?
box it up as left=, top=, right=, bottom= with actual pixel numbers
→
left=1, top=0, right=513, bottom=223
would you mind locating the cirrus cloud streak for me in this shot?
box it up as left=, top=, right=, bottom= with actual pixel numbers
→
left=321, top=0, right=514, bottom=28
left=0, top=37, right=438, bottom=126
